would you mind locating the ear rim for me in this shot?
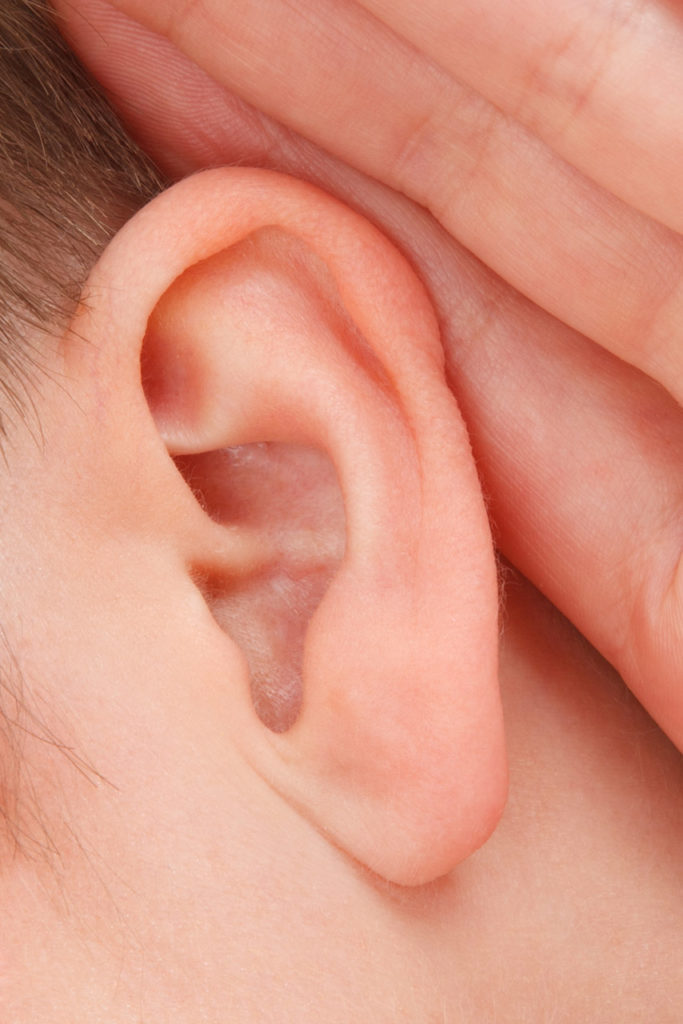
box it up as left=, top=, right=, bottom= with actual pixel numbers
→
left=69, top=168, right=506, bottom=886
left=70, top=167, right=446, bottom=381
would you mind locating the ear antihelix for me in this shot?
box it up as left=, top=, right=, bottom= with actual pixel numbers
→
left=85, top=169, right=506, bottom=885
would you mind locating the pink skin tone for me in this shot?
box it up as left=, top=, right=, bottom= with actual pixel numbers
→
left=54, top=0, right=683, bottom=754
left=0, top=3, right=679, bottom=1020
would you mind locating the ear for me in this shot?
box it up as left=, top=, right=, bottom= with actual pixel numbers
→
left=69, top=168, right=506, bottom=886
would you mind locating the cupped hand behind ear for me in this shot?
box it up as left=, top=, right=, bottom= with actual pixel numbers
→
left=54, top=0, right=683, bottom=755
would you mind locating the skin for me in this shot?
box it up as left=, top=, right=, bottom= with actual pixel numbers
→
left=1, top=527, right=682, bottom=1021
left=0, top=4, right=679, bottom=1020
left=0, top=301, right=678, bottom=1017
left=54, top=0, right=683, bottom=754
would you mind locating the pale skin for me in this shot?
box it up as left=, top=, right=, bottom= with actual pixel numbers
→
left=0, top=2, right=680, bottom=1021
left=56, top=0, right=683, bottom=750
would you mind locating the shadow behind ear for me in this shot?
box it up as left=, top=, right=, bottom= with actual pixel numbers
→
left=86, top=169, right=507, bottom=885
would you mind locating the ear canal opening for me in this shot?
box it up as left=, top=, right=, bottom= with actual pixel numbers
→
left=175, top=441, right=346, bottom=732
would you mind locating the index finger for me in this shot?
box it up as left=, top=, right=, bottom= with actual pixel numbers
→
left=103, top=0, right=683, bottom=406
left=360, top=0, right=683, bottom=237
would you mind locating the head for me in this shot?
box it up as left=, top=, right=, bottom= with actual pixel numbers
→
left=0, top=0, right=163, bottom=426
left=2, top=5, right=683, bottom=1022
left=0, top=0, right=503, bottom=894
left=0, top=0, right=163, bottom=857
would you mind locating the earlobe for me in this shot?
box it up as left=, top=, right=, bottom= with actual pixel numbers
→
left=73, top=168, right=506, bottom=885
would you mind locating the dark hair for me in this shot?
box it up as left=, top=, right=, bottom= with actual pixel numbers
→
left=0, top=0, right=164, bottom=433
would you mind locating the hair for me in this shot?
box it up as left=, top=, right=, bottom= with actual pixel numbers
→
left=0, top=0, right=164, bottom=856
left=0, top=0, right=164, bottom=434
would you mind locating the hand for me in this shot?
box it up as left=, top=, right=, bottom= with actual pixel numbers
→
left=55, top=0, right=683, bottom=749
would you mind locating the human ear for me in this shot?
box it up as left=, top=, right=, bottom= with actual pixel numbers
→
left=67, top=168, right=506, bottom=885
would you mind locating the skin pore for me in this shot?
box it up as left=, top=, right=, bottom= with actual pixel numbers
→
left=0, top=3, right=680, bottom=1021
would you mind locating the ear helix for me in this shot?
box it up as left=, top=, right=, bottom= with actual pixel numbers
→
left=88, top=169, right=507, bottom=885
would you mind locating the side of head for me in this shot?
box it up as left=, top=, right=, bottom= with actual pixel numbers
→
left=0, top=0, right=163, bottom=859
left=0, top=0, right=163, bottom=424
left=0, top=2, right=505, bottom=895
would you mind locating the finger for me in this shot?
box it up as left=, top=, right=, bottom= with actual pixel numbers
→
left=101, top=0, right=683, bottom=404
left=359, top=0, right=683, bottom=237
left=53, top=0, right=277, bottom=177
left=55, top=0, right=683, bottom=751
left=444, top=284, right=683, bottom=754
